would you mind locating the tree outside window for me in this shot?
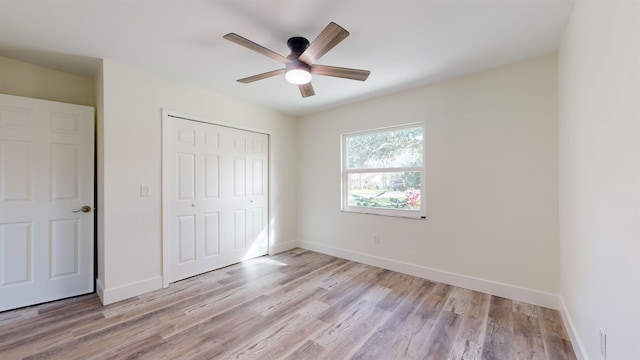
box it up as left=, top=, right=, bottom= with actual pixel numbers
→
left=342, top=124, right=425, bottom=218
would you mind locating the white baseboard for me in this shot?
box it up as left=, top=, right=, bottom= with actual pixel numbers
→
left=97, top=276, right=163, bottom=305
left=559, top=296, right=588, bottom=359
left=270, top=240, right=298, bottom=255
left=298, top=240, right=560, bottom=310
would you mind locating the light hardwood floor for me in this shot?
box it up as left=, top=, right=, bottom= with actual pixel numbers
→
left=0, top=249, right=575, bottom=359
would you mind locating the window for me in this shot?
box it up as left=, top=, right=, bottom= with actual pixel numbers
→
left=342, top=123, right=425, bottom=218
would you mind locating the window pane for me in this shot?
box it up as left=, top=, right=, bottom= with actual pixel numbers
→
left=347, top=172, right=421, bottom=210
left=346, top=127, right=423, bottom=169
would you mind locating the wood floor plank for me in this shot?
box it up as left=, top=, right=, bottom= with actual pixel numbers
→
left=190, top=286, right=328, bottom=359
left=539, top=307, right=570, bottom=340
left=255, top=264, right=344, bottom=312
left=423, top=310, right=463, bottom=360
left=0, top=312, right=105, bottom=358
left=513, top=300, right=540, bottom=318
left=350, top=278, right=438, bottom=359
left=448, top=290, right=492, bottom=360
left=391, top=282, right=454, bottom=358
left=225, top=300, right=329, bottom=359
left=316, top=275, right=387, bottom=324
left=317, top=261, right=369, bottom=292
left=0, top=308, right=39, bottom=328
left=376, top=272, right=426, bottom=311
left=152, top=273, right=287, bottom=339
left=24, top=309, right=167, bottom=360
left=316, top=265, right=383, bottom=305
left=442, top=286, right=473, bottom=314
left=512, top=311, right=546, bottom=360
left=276, top=255, right=342, bottom=286
left=184, top=271, right=288, bottom=318
left=0, top=249, right=576, bottom=360
left=539, top=307, right=577, bottom=359
left=136, top=297, right=270, bottom=359
left=86, top=333, right=165, bottom=360
left=481, top=296, right=514, bottom=360
left=542, top=334, right=577, bottom=360
left=283, top=340, right=325, bottom=360
left=0, top=295, right=103, bottom=346
left=313, top=286, right=392, bottom=359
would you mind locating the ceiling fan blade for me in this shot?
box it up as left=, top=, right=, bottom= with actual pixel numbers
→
left=299, top=83, right=315, bottom=98
left=237, top=69, right=285, bottom=83
left=299, top=22, right=349, bottom=65
left=311, top=65, right=370, bottom=81
left=223, top=33, right=290, bottom=64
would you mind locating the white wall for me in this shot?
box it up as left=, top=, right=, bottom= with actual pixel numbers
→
left=0, top=55, right=95, bottom=107
left=558, top=1, right=640, bottom=359
left=97, top=59, right=298, bottom=304
left=297, top=54, right=559, bottom=307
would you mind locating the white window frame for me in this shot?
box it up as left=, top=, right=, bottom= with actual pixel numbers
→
left=341, top=122, right=426, bottom=219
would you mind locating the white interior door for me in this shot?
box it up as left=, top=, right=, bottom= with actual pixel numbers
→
left=0, top=94, right=95, bottom=311
left=165, top=115, right=268, bottom=283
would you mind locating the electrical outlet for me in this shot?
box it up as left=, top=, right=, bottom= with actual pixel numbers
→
left=372, top=234, right=380, bottom=245
left=599, top=328, right=607, bottom=359
left=140, top=185, right=150, bottom=197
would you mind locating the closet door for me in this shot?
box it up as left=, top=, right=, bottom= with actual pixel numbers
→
left=0, top=94, right=94, bottom=311
left=165, top=116, right=268, bottom=283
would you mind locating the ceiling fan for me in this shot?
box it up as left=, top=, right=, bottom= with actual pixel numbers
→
left=223, top=22, right=370, bottom=98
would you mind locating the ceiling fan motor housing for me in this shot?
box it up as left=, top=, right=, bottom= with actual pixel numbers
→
left=285, top=36, right=312, bottom=80
left=287, top=36, right=310, bottom=57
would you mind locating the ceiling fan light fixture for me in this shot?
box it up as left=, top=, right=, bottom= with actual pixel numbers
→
left=224, top=22, right=370, bottom=97
left=285, top=68, right=312, bottom=85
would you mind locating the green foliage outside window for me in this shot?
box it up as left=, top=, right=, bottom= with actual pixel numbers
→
left=345, top=126, right=423, bottom=212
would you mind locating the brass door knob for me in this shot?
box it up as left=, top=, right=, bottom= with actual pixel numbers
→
left=72, top=206, right=92, bottom=213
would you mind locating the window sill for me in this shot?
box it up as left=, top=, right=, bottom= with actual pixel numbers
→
left=341, top=209, right=427, bottom=220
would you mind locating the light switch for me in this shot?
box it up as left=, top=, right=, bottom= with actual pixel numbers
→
left=140, top=185, right=150, bottom=197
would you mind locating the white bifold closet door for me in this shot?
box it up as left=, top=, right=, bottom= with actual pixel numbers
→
left=0, top=94, right=95, bottom=311
left=165, top=116, right=268, bottom=283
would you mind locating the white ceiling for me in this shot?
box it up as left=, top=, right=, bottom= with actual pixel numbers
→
left=0, top=0, right=574, bottom=116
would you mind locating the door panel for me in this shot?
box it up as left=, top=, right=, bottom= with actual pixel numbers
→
left=177, top=153, right=196, bottom=200
left=204, top=212, right=220, bottom=257
left=0, top=94, right=94, bottom=311
left=233, top=209, right=246, bottom=250
left=0, top=140, right=32, bottom=201
left=51, top=143, right=79, bottom=200
left=234, top=157, right=246, bottom=196
left=50, top=219, right=79, bottom=277
left=0, top=222, right=32, bottom=285
left=177, top=215, right=196, bottom=263
left=252, top=159, right=264, bottom=195
left=165, top=116, right=268, bottom=283
left=204, top=155, right=219, bottom=198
